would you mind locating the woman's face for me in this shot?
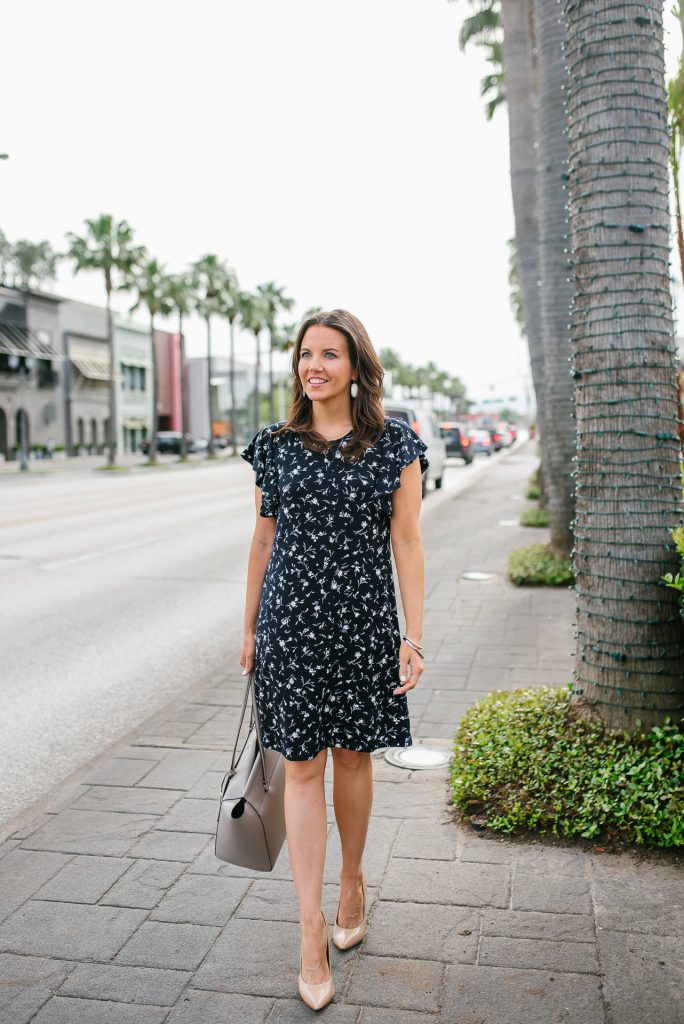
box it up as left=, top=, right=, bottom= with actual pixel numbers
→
left=298, top=325, right=355, bottom=404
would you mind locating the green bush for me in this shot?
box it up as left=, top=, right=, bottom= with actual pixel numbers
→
left=526, top=484, right=541, bottom=500
left=508, top=543, right=574, bottom=586
left=450, top=687, right=684, bottom=847
left=520, top=506, right=549, bottom=527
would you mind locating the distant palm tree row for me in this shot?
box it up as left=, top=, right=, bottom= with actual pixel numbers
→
left=0, top=216, right=299, bottom=467
left=1, top=218, right=472, bottom=465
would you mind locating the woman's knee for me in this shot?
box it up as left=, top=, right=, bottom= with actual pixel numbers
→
left=331, top=747, right=371, bottom=773
left=284, top=747, right=327, bottom=785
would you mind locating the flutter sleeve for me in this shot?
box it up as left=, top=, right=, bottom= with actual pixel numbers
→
left=374, top=417, right=430, bottom=503
left=240, top=426, right=280, bottom=517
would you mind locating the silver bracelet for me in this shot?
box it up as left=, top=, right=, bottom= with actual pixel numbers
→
left=401, top=634, right=424, bottom=660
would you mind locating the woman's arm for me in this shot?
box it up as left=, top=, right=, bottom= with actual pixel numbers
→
left=389, top=458, right=425, bottom=695
left=240, top=486, right=277, bottom=673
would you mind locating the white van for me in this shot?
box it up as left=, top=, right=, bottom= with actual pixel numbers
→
left=382, top=401, right=447, bottom=497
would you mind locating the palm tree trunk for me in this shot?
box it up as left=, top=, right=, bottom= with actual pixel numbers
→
left=106, top=284, right=116, bottom=467
left=206, top=316, right=215, bottom=458
left=229, top=316, right=237, bottom=456
left=148, top=314, right=158, bottom=463
left=268, top=330, right=275, bottom=423
left=179, top=313, right=189, bottom=460
left=564, top=0, right=684, bottom=731
left=501, top=0, right=549, bottom=491
left=532, top=0, right=575, bottom=557
left=253, top=329, right=261, bottom=434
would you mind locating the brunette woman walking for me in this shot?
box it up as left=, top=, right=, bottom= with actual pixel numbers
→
left=240, top=309, right=427, bottom=1011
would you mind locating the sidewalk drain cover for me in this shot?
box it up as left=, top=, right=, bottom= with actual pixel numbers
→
left=385, top=746, right=451, bottom=770
left=461, top=571, right=494, bottom=582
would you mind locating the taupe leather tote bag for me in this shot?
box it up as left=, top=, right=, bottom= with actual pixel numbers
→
left=214, top=670, right=286, bottom=871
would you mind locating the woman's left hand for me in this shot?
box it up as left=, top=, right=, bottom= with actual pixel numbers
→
left=393, top=641, right=424, bottom=695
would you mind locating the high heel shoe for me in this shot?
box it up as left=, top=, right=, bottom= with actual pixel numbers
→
left=332, top=873, right=367, bottom=950
left=298, top=910, right=335, bottom=1011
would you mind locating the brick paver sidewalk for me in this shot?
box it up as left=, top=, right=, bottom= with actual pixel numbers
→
left=0, top=440, right=681, bottom=1023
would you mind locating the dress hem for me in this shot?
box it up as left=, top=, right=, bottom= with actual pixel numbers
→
left=262, top=738, right=413, bottom=762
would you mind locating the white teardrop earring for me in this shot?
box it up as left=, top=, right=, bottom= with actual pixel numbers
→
left=350, top=381, right=359, bottom=398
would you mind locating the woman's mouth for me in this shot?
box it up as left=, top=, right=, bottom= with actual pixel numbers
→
left=307, top=378, right=328, bottom=388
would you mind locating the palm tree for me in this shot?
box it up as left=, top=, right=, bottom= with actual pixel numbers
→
left=64, top=215, right=144, bottom=466
left=123, top=256, right=173, bottom=464
left=239, top=291, right=269, bottom=434
left=451, top=0, right=505, bottom=119
left=218, top=270, right=241, bottom=455
left=9, top=240, right=59, bottom=290
left=165, top=271, right=196, bottom=460
left=191, top=254, right=233, bottom=458
left=563, top=0, right=684, bottom=730
left=257, top=282, right=295, bottom=423
left=531, top=0, right=575, bottom=557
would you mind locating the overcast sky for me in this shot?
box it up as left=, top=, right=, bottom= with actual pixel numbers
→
left=2, top=2, right=681, bottom=411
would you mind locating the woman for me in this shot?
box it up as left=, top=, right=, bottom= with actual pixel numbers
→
left=240, top=309, right=427, bottom=1011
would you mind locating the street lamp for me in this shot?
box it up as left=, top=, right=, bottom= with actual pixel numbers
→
left=8, top=355, right=34, bottom=471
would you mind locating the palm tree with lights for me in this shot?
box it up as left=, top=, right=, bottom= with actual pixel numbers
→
left=165, top=271, right=196, bottom=460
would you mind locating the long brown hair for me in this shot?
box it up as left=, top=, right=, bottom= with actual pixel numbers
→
left=271, top=309, right=386, bottom=461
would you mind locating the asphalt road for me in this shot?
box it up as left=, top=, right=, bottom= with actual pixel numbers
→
left=0, top=445, right=514, bottom=829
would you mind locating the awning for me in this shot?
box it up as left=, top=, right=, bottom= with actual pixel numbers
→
left=123, top=417, right=148, bottom=429
left=70, top=358, right=111, bottom=381
left=69, top=339, right=111, bottom=381
left=0, top=320, right=62, bottom=359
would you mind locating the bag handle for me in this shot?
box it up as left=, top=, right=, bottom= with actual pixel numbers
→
left=227, top=669, right=271, bottom=791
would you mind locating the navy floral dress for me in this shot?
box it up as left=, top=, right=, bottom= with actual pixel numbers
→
left=240, top=416, right=429, bottom=761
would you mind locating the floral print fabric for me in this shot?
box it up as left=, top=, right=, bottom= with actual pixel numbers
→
left=240, top=417, right=429, bottom=761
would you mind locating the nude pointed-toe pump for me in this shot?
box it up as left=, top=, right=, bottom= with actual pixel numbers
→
left=298, top=911, right=335, bottom=1011
left=332, top=873, right=367, bottom=951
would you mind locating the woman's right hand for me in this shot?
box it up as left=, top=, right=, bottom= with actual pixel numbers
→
left=240, top=632, right=256, bottom=675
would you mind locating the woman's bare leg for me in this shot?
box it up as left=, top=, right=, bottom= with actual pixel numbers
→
left=331, top=748, right=372, bottom=926
left=284, top=748, right=330, bottom=984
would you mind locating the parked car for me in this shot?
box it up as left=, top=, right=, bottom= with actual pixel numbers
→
left=488, top=427, right=504, bottom=452
left=140, top=432, right=196, bottom=455
left=382, top=401, right=447, bottom=497
left=467, top=429, right=493, bottom=457
left=496, top=422, right=517, bottom=448
left=439, top=422, right=473, bottom=465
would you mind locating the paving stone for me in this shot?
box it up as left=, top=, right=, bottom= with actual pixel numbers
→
left=44, top=783, right=92, bottom=814
left=58, top=962, right=191, bottom=1006
left=150, top=874, right=250, bottom=925
left=193, top=918, right=352, bottom=998
left=155, top=798, right=217, bottom=833
left=31, top=996, right=169, bottom=1023
left=369, top=780, right=451, bottom=819
left=188, top=835, right=295, bottom=881
left=71, top=786, right=185, bottom=815
left=512, top=871, right=591, bottom=914
left=388, top=819, right=460, bottom=861
left=345, top=954, right=443, bottom=1012
left=364, top=900, right=479, bottom=963
left=479, top=935, right=599, bottom=974
left=185, top=770, right=225, bottom=799
left=359, top=1011, right=439, bottom=1024
left=0, top=849, right=72, bottom=923
left=128, top=830, right=211, bottom=862
left=100, top=859, right=187, bottom=909
left=268, top=999, right=362, bottom=1023
left=165, top=989, right=273, bottom=1023
left=593, top=874, right=683, bottom=936
left=381, top=857, right=510, bottom=909
left=114, top=921, right=221, bottom=971
left=137, top=750, right=219, bottom=790
left=458, top=833, right=515, bottom=865
left=442, top=963, right=604, bottom=1024
left=482, top=909, right=595, bottom=943
left=0, top=900, right=147, bottom=959
left=597, top=930, right=683, bottom=1024
left=0, top=953, right=73, bottom=1024
left=512, top=845, right=588, bottom=877
left=0, top=839, right=21, bottom=859
left=20, top=808, right=159, bottom=857
left=8, top=813, right=53, bottom=840
left=81, top=758, right=160, bottom=787
left=35, top=855, right=133, bottom=903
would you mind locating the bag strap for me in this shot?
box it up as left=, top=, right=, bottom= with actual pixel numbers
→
left=228, top=670, right=271, bottom=791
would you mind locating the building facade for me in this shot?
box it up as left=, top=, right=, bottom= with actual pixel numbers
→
left=114, top=320, right=153, bottom=454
